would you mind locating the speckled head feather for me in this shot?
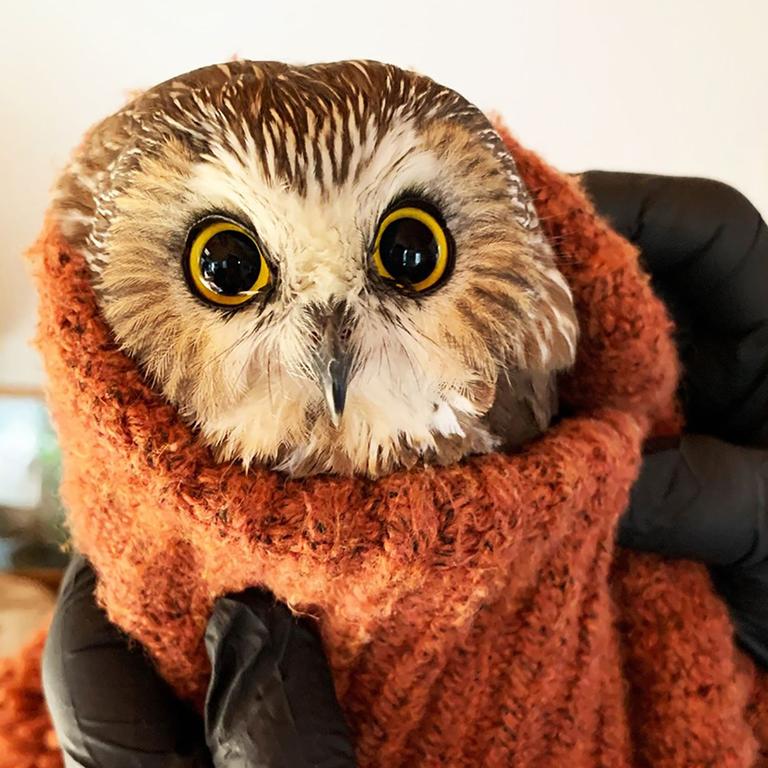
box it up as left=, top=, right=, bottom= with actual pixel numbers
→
left=53, top=60, right=577, bottom=476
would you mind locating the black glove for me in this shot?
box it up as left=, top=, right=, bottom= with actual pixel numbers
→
left=582, top=171, right=768, bottom=666
left=42, top=173, right=768, bottom=766
left=42, top=554, right=355, bottom=768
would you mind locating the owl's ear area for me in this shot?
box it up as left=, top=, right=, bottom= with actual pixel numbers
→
left=486, top=369, right=558, bottom=449
left=526, top=273, right=580, bottom=374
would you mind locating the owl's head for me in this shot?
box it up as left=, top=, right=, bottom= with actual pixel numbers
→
left=54, top=60, right=577, bottom=476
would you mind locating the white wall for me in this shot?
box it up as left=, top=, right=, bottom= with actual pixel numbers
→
left=2, top=0, right=766, bottom=389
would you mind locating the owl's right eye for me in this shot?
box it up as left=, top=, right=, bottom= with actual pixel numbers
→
left=184, top=219, right=271, bottom=307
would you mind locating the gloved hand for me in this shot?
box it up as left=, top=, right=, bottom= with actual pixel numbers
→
left=581, top=171, right=768, bottom=666
left=42, top=173, right=768, bottom=767
left=42, top=554, right=355, bottom=768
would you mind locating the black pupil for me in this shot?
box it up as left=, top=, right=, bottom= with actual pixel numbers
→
left=200, top=230, right=262, bottom=296
left=379, top=217, right=438, bottom=285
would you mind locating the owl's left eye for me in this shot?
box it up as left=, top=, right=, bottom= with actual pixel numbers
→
left=372, top=204, right=453, bottom=293
left=184, top=219, right=271, bottom=307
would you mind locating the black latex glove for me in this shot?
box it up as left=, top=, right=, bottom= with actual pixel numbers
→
left=42, top=173, right=768, bottom=766
left=582, top=171, right=768, bottom=666
left=42, top=554, right=355, bottom=768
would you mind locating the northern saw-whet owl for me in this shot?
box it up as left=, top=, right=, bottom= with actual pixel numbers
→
left=54, top=60, right=578, bottom=477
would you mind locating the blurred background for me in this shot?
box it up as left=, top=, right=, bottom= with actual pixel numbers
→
left=0, top=0, right=766, bottom=647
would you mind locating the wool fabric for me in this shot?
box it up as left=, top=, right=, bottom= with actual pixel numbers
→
left=1, top=128, right=767, bottom=767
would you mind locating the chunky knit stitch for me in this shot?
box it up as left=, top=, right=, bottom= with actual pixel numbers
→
left=1, top=129, right=766, bottom=767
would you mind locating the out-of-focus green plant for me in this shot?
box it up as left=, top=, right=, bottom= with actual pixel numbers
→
left=0, top=396, right=68, bottom=568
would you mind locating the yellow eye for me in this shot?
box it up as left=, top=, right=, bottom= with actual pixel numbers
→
left=372, top=204, right=452, bottom=293
left=185, top=219, right=271, bottom=307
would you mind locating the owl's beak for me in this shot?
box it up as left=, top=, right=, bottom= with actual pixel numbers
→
left=322, top=353, right=350, bottom=428
left=314, top=304, right=352, bottom=428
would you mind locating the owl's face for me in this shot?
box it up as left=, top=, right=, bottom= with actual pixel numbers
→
left=55, top=61, right=577, bottom=476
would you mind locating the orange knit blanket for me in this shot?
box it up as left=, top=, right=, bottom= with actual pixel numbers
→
left=2, top=130, right=767, bottom=767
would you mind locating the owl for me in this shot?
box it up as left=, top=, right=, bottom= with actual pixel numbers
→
left=53, top=60, right=578, bottom=477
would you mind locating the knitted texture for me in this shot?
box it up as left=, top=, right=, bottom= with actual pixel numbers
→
left=1, top=130, right=766, bottom=767
left=0, top=628, right=59, bottom=768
